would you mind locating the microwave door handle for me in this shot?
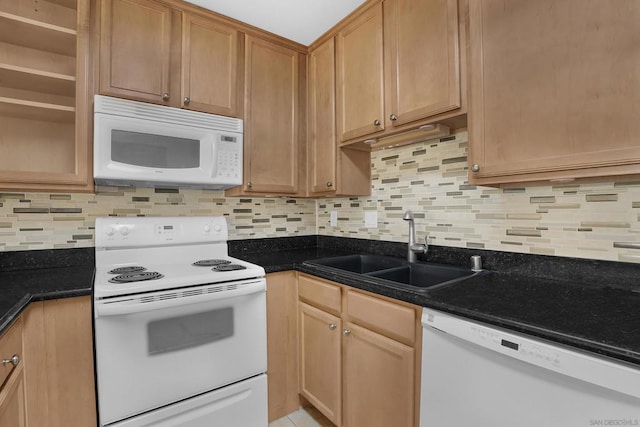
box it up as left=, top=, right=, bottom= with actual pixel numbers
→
left=95, top=280, right=264, bottom=317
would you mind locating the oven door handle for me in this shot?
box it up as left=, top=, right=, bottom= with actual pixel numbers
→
left=94, top=279, right=265, bottom=317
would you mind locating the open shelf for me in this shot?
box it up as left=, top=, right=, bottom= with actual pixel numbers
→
left=0, top=63, right=75, bottom=96
left=0, top=96, right=75, bottom=123
left=0, top=11, right=76, bottom=57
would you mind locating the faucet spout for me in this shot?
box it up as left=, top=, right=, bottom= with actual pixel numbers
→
left=403, top=210, right=427, bottom=262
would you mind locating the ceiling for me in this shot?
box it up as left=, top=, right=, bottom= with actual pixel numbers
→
left=183, top=0, right=367, bottom=45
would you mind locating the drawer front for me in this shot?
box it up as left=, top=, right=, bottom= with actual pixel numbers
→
left=298, top=274, right=342, bottom=315
left=345, top=290, right=416, bottom=346
left=0, top=319, right=23, bottom=388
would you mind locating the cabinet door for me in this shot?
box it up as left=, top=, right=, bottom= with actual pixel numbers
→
left=309, top=38, right=337, bottom=195
left=182, top=13, right=239, bottom=116
left=0, top=319, right=25, bottom=427
left=299, top=302, right=342, bottom=426
left=468, top=0, right=640, bottom=185
left=0, top=365, right=26, bottom=427
left=336, top=3, right=384, bottom=142
left=100, top=0, right=180, bottom=105
left=266, top=272, right=299, bottom=422
left=384, top=0, right=461, bottom=128
left=343, top=322, right=414, bottom=427
left=243, top=35, right=300, bottom=194
left=23, top=297, right=97, bottom=427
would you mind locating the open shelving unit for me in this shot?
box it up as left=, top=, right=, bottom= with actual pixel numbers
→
left=0, top=0, right=91, bottom=191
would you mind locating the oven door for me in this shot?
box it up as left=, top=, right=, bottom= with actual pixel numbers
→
left=94, top=278, right=266, bottom=426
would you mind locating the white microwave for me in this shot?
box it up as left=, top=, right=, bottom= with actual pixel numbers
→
left=94, top=95, right=243, bottom=189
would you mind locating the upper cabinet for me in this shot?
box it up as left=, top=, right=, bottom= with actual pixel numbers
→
left=226, top=35, right=305, bottom=196
left=0, top=0, right=92, bottom=192
left=468, top=0, right=640, bottom=185
left=383, top=0, right=461, bottom=128
left=336, top=0, right=464, bottom=146
left=308, top=38, right=371, bottom=197
left=336, top=3, right=385, bottom=142
left=99, top=0, right=240, bottom=116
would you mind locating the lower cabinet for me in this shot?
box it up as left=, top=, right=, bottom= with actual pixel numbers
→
left=0, top=295, right=98, bottom=427
left=0, top=318, right=26, bottom=427
left=297, top=273, right=421, bottom=427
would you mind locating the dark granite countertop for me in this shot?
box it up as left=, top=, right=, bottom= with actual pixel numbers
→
left=1, top=238, right=638, bottom=370
left=0, top=265, right=94, bottom=333
left=236, top=241, right=640, bottom=368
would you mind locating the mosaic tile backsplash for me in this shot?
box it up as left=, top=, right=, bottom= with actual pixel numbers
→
left=2, top=129, right=640, bottom=263
left=319, top=131, right=640, bottom=264
left=0, top=187, right=316, bottom=251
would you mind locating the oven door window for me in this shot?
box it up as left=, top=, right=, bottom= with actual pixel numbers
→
left=112, top=130, right=200, bottom=168
left=147, top=307, right=233, bottom=355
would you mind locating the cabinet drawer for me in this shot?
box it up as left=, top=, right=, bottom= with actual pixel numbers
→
left=298, top=274, right=341, bottom=315
left=345, top=290, right=416, bottom=346
left=0, top=319, right=23, bottom=388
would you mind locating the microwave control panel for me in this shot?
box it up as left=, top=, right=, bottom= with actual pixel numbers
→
left=216, top=134, right=242, bottom=181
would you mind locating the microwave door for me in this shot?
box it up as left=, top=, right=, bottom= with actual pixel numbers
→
left=94, top=115, right=213, bottom=185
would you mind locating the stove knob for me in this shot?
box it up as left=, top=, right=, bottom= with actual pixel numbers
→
left=120, top=226, right=130, bottom=236
left=106, top=227, right=115, bottom=237
left=214, top=225, right=222, bottom=232
left=204, top=225, right=211, bottom=232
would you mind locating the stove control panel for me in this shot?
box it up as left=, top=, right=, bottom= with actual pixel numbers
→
left=96, top=216, right=229, bottom=248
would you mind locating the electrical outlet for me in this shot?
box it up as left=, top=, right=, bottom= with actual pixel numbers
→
left=330, top=211, right=338, bottom=227
left=364, top=211, right=377, bottom=228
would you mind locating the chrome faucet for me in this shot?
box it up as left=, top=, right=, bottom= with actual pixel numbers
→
left=402, top=210, right=428, bottom=262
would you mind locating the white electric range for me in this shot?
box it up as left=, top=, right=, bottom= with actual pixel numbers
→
left=93, top=216, right=267, bottom=427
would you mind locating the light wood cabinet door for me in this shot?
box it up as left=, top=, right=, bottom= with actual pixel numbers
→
left=100, top=0, right=180, bottom=105
left=309, top=38, right=337, bottom=195
left=336, top=2, right=384, bottom=142
left=384, top=0, right=461, bottom=128
left=468, top=0, right=640, bottom=185
left=308, top=38, right=372, bottom=197
left=23, top=296, right=96, bottom=427
left=0, top=365, right=26, bottom=427
left=242, top=35, right=300, bottom=194
left=343, top=322, right=415, bottom=427
left=0, top=319, right=25, bottom=427
left=266, top=272, right=299, bottom=422
left=182, top=13, right=239, bottom=116
left=299, top=302, right=342, bottom=426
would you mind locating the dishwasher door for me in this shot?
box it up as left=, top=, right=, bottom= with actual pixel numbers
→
left=420, top=308, right=640, bottom=427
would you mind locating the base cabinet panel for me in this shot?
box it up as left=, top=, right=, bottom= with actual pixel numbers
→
left=343, top=322, right=414, bottom=427
left=299, top=301, right=342, bottom=426
left=297, top=273, right=421, bottom=427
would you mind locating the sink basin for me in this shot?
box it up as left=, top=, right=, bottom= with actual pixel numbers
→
left=367, top=263, right=478, bottom=290
left=307, top=254, right=485, bottom=292
left=308, top=254, right=407, bottom=274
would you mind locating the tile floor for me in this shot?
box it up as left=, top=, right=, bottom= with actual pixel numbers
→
left=269, top=406, right=335, bottom=427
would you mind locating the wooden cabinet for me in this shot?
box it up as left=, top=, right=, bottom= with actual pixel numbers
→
left=299, top=302, right=342, bottom=425
left=99, top=0, right=240, bottom=116
left=308, top=37, right=371, bottom=197
left=23, top=296, right=96, bottom=427
left=335, top=0, right=464, bottom=146
left=468, top=0, right=640, bottom=185
left=383, top=0, right=461, bottom=129
left=336, top=2, right=385, bottom=142
left=0, top=319, right=26, bottom=427
left=297, top=273, right=421, bottom=427
left=266, top=272, right=299, bottom=422
left=227, top=35, right=305, bottom=196
left=0, top=0, right=92, bottom=192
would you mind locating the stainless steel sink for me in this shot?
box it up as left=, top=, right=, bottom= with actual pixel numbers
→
left=306, top=254, right=484, bottom=292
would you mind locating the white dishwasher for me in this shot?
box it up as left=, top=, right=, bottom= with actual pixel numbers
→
left=420, top=308, right=640, bottom=427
